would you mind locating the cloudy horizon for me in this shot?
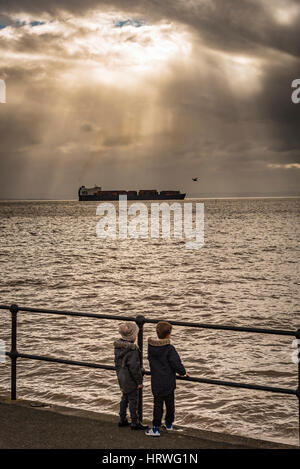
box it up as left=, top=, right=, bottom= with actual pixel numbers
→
left=0, top=0, right=299, bottom=199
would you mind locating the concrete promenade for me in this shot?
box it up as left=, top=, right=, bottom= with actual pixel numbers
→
left=0, top=397, right=296, bottom=449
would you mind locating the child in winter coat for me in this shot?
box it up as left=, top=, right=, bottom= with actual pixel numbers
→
left=114, top=322, right=148, bottom=430
left=146, top=321, right=188, bottom=436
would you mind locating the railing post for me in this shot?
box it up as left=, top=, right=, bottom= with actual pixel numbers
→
left=9, top=304, right=19, bottom=400
left=296, top=329, right=300, bottom=448
left=136, top=315, right=145, bottom=423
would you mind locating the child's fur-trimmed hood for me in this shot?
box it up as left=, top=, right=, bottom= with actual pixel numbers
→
left=114, top=339, right=138, bottom=350
left=148, top=338, right=170, bottom=347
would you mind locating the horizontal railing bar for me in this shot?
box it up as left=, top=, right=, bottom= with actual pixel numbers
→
left=0, top=304, right=296, bottom=337
left=174, top=374, right=297, bottom=395
left=14, top=353, right=116, bottom=371
left=0, top=305, right=134, bottom=322
left=144, top=318, right=297, bottom=337
left=7, top=352, right=296, bottom=396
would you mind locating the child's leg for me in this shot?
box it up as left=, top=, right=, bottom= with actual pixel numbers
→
left=119, top=392, right=129, bottom=422
left=164, top=391, right=175, bottom=426
left=153, top=394, right=164, bottom=428
left=127, top=389, right=139, bottom=425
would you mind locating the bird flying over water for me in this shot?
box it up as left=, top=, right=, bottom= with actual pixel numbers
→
left=192, top=177, right=199, bottom=182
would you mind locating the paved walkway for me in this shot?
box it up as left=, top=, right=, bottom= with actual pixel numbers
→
left=0, top=398, right=295, bottom=449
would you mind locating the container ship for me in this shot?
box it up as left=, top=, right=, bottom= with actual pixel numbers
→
left=78, top=185, right=186, bottom=201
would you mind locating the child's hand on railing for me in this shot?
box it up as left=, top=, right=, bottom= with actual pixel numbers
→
left=184, top=372, right=190, bottom=378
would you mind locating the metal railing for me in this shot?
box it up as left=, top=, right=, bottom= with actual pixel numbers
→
left=1, top=303, right=300, bottom=446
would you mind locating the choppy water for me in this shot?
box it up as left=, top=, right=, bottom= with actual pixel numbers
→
left=0, top=198, right=299, bottom=445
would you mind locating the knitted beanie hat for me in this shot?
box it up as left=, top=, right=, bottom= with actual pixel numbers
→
left=119, top=322, right=138, bottom=341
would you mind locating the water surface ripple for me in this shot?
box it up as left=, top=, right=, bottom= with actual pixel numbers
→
left=0, top=198, right=299, bottom=445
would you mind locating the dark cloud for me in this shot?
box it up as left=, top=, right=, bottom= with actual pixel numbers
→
left=2, top=0, right=300, bottom=58
left=80, top=123, right=94, bottom=132
left=103, top=135, right=135, bottom=147
left=0, top=0, right=299, bottom=198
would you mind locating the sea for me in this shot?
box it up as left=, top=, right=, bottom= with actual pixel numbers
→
left=0, top=198, right=299, bottom=445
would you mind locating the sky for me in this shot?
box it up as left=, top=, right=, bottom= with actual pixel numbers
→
left=0, top=0, right=299, bottom=199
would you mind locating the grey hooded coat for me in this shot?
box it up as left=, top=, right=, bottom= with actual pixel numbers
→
left=114, top=339, right=143, bottom=393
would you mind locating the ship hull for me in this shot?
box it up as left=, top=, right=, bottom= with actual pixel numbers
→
left=79, top=194, right=186, bottom=201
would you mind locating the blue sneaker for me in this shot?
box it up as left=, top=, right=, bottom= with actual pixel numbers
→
left=145, top=426, right=160, bottom=437
left=164, top=423, right=173, bottom=431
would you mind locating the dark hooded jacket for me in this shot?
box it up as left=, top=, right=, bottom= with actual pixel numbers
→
left=114, top=339, right=143, bottom=393
left=147, top=338, right=186, bottom=396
